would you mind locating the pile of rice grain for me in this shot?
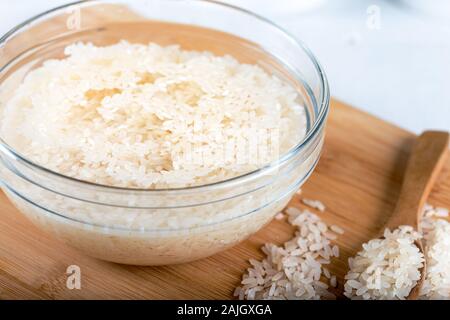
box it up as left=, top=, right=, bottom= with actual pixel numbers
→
left=345, top=204, right=450, bottom=300
left=236, top=196, right=449, bottom=301
left=0, top=41, right=306, bottom=189
left=419, top=205, right=450, bottom=299
left=234, top=204, right=343, bottom=300
left=344, top=226, right=424, bottom=300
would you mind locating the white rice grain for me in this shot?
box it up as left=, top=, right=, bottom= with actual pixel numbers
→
left=2, top=41, right=307, bottom=190
left=344, top=226, right=424, bottom=300
left=301, top=199, right=326, bottom=212
left=330, top=225, right=345, bottom=235
left=235, top=204, right=341, bottom=300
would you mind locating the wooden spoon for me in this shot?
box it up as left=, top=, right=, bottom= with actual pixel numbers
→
left=382, top=130, right=449, bottom=300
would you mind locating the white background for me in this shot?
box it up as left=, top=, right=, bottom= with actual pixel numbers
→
left=0, top=0, right=449, bottom=134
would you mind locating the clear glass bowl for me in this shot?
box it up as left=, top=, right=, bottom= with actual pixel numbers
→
left=0, top=0, right=329, bottom=265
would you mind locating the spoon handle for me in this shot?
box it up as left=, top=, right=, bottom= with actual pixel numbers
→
left=385, top=131, right=449, bottom=231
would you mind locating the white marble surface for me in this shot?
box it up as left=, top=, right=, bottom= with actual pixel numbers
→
left=0, top=0, right=449, bottom=133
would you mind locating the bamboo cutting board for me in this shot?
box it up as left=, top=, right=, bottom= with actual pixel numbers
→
left=0, top=99, right=449, bottom=300
left=0, top=6, right=449, bottom=300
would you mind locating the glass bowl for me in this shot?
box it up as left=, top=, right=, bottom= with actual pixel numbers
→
left=0, top=0, right=329, bottom=265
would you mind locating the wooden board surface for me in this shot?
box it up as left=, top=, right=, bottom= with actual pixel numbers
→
left=0, top=99, right=449, bottom=300
left=0, top=5, right=449, bottom=300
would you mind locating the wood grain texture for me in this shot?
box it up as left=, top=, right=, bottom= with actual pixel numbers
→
left=385, top=131, right=449, bottom=231
left=0, top=99, right=449, bottom=300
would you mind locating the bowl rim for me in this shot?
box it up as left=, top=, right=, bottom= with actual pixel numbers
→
left=0, top=0, right=330, bottom=193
